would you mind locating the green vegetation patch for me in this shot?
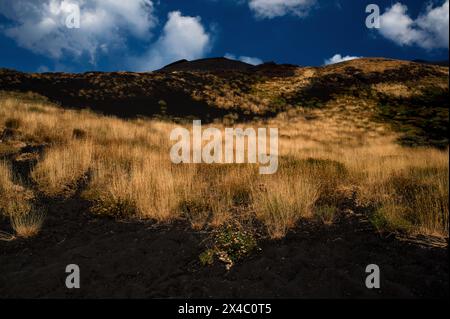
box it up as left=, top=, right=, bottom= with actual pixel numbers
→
left=89, top=196, right=137, bottom=219
left=376, top=87, right=449, bottom=149
left=370, top=170, right=449, bottom=234
left=199, top=223, right=257, bottom=270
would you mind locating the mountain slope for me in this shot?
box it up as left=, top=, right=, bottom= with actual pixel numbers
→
left=0, top=58, right=448, bottom=147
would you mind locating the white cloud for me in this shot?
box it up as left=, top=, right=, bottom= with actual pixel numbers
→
left=324, top=54, right=361, bottom=65
left=0, top=2, right=212, bottom=71
left=0, top=0, right=157, bottom=63
left=225, top=53, right=263, bottom=65
left=130, top=11, right=211, bottom=71
left=378, top=1, right=449, bottom=49
left=248, top=0, right=316, bottom=18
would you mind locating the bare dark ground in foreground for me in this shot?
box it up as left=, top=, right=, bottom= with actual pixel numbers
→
left=0, top=196, right=448, bottom=299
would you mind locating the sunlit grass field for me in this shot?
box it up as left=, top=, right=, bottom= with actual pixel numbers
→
left=0, top=92, right=448, bottom=242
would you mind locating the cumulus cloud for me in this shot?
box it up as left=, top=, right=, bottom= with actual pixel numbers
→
left=378, top=1, right=449, bottom=49
left=248, top=0, right=316, bottom=18
left=324, top=54, right=361, bottom=65
left=130, top=11, right=211, bottom=71
left=225, top=53, right=263, bottom=65
left=0, top=1, right=212, bottom=71
left=0, top=0, right=157, bottom=63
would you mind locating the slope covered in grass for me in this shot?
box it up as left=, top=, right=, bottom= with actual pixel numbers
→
left=0, top=88, right=448, bottom=238
left=1, top=58, right=448, bottom=147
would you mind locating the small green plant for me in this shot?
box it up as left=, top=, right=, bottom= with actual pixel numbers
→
left=90, top=196, right=136, bottom=218
left=369, top=207, right=412, bottom=233
left=199, top=248, right=215, bottom=266
left=370, top=210, right=389, bottom=232
left=199, top=223, right=257, bottom=270
left=315, top=205, right=337, bottom=225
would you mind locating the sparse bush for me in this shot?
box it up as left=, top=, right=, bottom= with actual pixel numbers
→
left=199, top=223, right=257, bottom=270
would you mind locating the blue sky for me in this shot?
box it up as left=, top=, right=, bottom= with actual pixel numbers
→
left=0, top=0, right=448, bottom=73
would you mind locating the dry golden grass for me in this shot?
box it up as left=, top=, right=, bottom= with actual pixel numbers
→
left=0, top=161, right=44, bottom=239
left=10, top=208, right=45, bottom=238
left=253, top=174, right=319, bottom=238
left=0, top=161, right=34, bottom=216
left=0, top=161, right=15, bottom=199
left=85, top=150, right=184, bottom=220
left=31, top=140, right=93, bottom=197
left=0, top=94, right=448, bottom=239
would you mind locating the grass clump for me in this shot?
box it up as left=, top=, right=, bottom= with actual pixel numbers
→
left=0, top=161, right=34, bottom=216
left=253, top=174, right=319, bottom=239
left=10, top=207, right=46, bottom=239
left=359, top=168, right=448, bottom=236
left=179, top=197, right=212, bottom=230
left=315, top=205, right=337, bottom=225
left=31, top=140, right=93, bottom=197
left=0, top=161, right=44, bottom=239
left=84, top=155, right=181, bottom=221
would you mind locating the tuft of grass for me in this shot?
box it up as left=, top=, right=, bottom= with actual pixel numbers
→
left=1, top=161, right=42, bottom=239
left=0, top=161, right=34, bottom=216
left=355, top=159, right=449, bottom=236
left=10, top=208, right=45, bottom=239
left=31, top=140, right=93, bottom=197
left=0, top=161, right=15, bottom=199
left=84, top=153, right=182, bottom=221
left=253, top=175, right=319, bottom=239
left=315, top=205, right=337, bottom=225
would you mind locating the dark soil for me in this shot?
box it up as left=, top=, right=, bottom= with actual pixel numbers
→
left=0, top=196, right=448, bottom=299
